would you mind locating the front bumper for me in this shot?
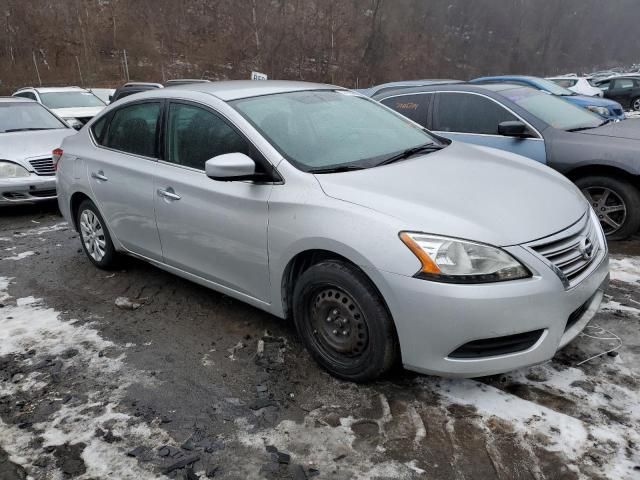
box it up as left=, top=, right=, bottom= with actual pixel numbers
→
left=378, top=246, right=609, bottom=378
left=0, top=175, right=57, bottom=205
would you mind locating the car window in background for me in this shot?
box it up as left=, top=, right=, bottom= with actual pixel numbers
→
left=39, top=91, right=106, bottom=109
left=15, top=92, right=38, bottom=101
left=551, top=79, right=577, bottom=88
left=502, top=88, right=601, bottom=131
left=0, top=102, right=68, bottom=133
left=380, top=93, right=432, bottom=126
left=613, top=79, right=634, bottom=89
left=535, top=78, right=574, bottom=96
left=104, top=102, right=160, bottom=157
left=166, top=103, right=251, bottom=170
left=232, top=90, right=436, bottom=171
left=433, top=92, right=518, bottom=135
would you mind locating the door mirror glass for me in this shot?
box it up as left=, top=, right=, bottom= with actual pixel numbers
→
left=498, top=120, right=529, bottom=137
left=205, top=153, right=256, bottom=181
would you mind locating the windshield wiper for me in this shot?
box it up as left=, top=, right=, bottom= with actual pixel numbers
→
left=3, top=128, right=57, bottom=132
left=376, top=143, right=444, bottom=167
left=566, top=125, right=600, bottom=132
left=309, top=165, right=367, bottom=174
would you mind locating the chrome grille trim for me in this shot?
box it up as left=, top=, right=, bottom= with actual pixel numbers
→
left=28, top=157, right=55, bottom=176
left=525, top=211, right=605, bottom=289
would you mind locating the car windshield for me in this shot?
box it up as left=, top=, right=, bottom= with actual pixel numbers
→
left=502, top=88, right=602, bottom=131
left=231, top=90, right=439, bottom=171
left=39, top=91, right=106, bottom=109
left=0, top=102, right=68, bottom=133
left=534, top=78, right=575, bottom=96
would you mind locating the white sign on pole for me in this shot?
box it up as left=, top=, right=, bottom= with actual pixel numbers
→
left=251, top=71, right=268, bottom=81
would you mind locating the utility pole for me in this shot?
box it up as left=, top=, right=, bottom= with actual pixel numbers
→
left=75, top=56, right=84, bottom=86
left=32, top=51, right=42, bottom=86
left=123, top=49, right=130, bottom=81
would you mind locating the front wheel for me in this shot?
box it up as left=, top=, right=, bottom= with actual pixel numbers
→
left=77, top=199, right=118, bottom=269
left=576, top=176, right=640, bottom=240
left=292, top=260, right=399, bottom=382
left=632, top=97, right=640, bottom=112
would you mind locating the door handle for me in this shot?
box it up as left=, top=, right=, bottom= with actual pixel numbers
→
left=157, top=188, right=181, bottom=201
left=91, top=171, right=108, bottom=182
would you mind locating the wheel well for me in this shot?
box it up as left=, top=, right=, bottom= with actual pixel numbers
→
left=69, top=192, right=91, bottom=231
left=566, top=165, right=639, bottom=187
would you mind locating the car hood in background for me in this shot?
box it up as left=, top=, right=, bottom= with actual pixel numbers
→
left=0, top=129, right=76, bottom=168
left=578, top=119, right=640, bottom=140
left=51, top=106, right=105, bottom=119
left=315, top=142, right=587, bottom=247
left=568, top=94, right=621, bottom=108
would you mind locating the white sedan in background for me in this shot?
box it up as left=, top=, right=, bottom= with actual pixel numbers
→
left=547, top=76, right=603, bottom=97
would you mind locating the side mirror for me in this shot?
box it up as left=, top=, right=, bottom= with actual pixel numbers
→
left=498, top=121, right=529, bottom=138
left=205, top=153, right=256, bottom=181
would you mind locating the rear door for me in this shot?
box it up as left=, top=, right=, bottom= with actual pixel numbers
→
left=432, top=92, right=547, bottom=164
left=607, top=79, right=634, bottom=108
left=153, top=100, right=272, bottom=302
left=86, top=100, right=163, bottom=259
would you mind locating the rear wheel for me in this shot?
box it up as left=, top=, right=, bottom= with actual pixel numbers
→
left=292, top=260, right=398, bottom=382
left=76, top=199, right=118, bottom=269
left=576, top=176, right=640, bottom=240
left=632, top=97, right=640, bottom=112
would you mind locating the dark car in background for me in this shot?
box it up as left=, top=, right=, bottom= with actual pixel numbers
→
left=110, top=82, right=163, bottom=103
left=595, top=76, right=640, bottom=112
left=355, top=79, right=462, bottom=97
left=470, top=75, right=626, bottom=121
left=372, top=83, right=640, bottom=238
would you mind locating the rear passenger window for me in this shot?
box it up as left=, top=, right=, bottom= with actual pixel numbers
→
left=91, top=116, right=108, bottom=144
left=166, top=103, right=251, bottom=170
left=381, top=94, right=431, bottom=126
left=434, top=93, right=518, bottom=135
left=103, top=102, right=160, bottom=157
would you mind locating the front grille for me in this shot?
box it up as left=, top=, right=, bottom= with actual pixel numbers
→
left=2, top=192, right=28, bottom=200
left=30, top=189, right=56, bottom=198
left=28, top=157, right=55, bottom=176
left=449, top=330, right=544, bottom=359
left=528, top=213, right=602, bottom=288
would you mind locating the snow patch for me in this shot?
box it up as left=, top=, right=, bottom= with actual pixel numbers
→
left=2, top=251, right=35, bottom=261
left=14, top=222, right=68, bottom=236
left=609, top=256, right=640, bottom=285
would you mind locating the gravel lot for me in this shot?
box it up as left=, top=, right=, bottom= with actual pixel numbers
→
left=1, top=202, right=639, bottom=480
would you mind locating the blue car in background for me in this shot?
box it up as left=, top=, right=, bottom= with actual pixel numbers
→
left=470, top=75, right=626, bottom=121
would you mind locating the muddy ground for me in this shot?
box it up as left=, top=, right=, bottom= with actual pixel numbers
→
left=0, top=202, right=639, bottom=480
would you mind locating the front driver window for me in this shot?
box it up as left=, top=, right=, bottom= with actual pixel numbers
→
left=434, top=92, right=518, bottom=135
left=166, top=103, right=251, bottom=170
left=104, top=102, right=160, bottom=157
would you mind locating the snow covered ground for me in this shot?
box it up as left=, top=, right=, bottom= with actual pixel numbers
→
left=0, top=214, right=639, bottom=479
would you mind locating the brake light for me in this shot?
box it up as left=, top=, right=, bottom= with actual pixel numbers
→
left=52, top=148, right=63, bottom=171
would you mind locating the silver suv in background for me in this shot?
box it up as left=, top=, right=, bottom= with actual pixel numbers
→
left=13, top=86, right=106, bottom=129
left=0, top=97, right=75, bottom=204
left=56, top=81, right=609, bottom=381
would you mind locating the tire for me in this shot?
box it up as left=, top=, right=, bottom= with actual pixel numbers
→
left=292, top=260, right=399, bottom=382
left=575, top=176, right=640, bottom=240
left=76, top=199, right=118, bottom=269
left=632, top=97, right=640, bottom=112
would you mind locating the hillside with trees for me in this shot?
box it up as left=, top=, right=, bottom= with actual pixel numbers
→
left=1, top=0, right=638, bottom=93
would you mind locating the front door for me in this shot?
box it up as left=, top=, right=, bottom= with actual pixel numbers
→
left=607, top=79, right=634, bottom=108
left=432, top=92, right=547, bottom=164
left=154, top=101, right=272, bottom=302
left=86, top=100, right=163, bottom=260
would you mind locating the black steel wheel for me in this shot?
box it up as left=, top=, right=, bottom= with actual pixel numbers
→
left=292, top=260, right=398, bottom=382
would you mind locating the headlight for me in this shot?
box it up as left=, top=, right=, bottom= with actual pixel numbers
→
left=399, top=232, right=531, bottom=283
left=64, top=117, right=83, bottom=129
left=585, top=106, right=609, bottom=117
left=0, top=161, right=30, bottom=178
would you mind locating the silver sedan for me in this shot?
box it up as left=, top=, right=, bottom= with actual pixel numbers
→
left=0, top=97, right=75, bottom=205
left=55, top=81, right=609, bottom=381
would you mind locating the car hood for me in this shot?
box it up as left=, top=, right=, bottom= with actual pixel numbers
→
left=567, top=94, right=619, bottom=108
left=0, top=129, right=76, bottom=167
left=315, top=142, right=587, bottom=247
left=51, top=106, right=105, bottom=118
left=577, top=119, right=640, bottom=140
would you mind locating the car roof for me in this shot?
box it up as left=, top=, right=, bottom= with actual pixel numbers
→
left=358, top=79, right=462, bottom=96
left=167, top=80, right=339, bottom=101
left=371, top=82, right=527, bottom=99
left=0, top=96, right=35, bottom=103
left=17, top=86, right=88, bottom=93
